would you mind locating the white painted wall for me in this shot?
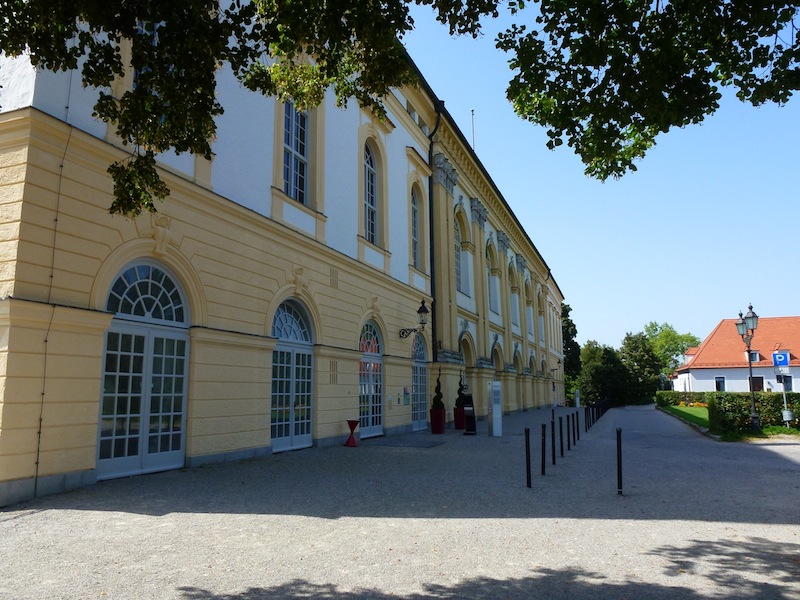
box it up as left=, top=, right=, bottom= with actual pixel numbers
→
left=324, top=97, right=360, bottom=258
left=0, top=55, right=36, bottom=112
left=676, top=366, right=799, bottom=393
left=5, top=52, right=428, bottom=291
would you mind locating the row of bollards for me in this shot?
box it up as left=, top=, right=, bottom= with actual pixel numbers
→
left=524, top=404, right=620, bottom=494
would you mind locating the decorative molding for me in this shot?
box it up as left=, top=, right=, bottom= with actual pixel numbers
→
left=405, top=146, right=433, bottom=177
left=496, top=231, right=510, bottom=255
left=151, top=214, right=173, bottom=256
left=291, top=266, right=308, bottom=295
left=433, top=153, right=458, bottom=195
left=438, top=349, right=465, bottom=364
left=460, top=318, right=470, bottom=335
left=476, top=357, right=495, bottom=369
left=504, top=363, right=516, bottom=374
left=516, top=254, right=527, bottom=272
left=470, top=197, right=487, bottom=230
left=369, top=294, right=381, bottom=315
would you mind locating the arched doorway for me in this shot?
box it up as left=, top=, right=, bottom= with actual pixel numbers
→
left=97, top=262, right=190, bottom=480
left=411, top=334, right=428, bottom=431
left=271, top=300, right=314, bottom=452
left=359, top=321, right=384, bottom=438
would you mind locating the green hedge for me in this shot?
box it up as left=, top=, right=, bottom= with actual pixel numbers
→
left=655, top=391, right=707, bottom=407
left=706, top=391, right=800, bottom=433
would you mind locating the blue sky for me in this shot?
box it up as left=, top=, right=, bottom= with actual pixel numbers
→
left=403, top=6, right=800, bottom=348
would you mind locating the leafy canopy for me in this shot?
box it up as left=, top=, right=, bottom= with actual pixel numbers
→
left=643, top=321, right=701, bottom=378
left=3, top=0, right=798, bottom=215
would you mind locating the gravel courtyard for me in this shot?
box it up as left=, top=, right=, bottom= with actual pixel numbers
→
left=2, top=405, right=799, bottom=599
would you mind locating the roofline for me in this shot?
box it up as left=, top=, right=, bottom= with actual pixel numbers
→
left=400, top=47, right=564, bottom=301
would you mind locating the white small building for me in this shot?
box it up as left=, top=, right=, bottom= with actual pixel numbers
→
left=673, top=316, right=800, bottom=393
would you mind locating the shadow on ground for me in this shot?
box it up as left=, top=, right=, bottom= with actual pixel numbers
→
left=4, top=407, right=800, bottom=525
left=177, top=545, right=799, bottom=600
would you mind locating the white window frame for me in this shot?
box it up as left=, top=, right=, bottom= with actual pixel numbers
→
left=364, top=145, right=378, bottom=245
left=283, top=101, right=308, bottom=204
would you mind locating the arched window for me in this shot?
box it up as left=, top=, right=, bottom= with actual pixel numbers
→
left=98, top=262, right=189, bottom=480
left=359, top=322, right=383, bottom=437
left=454, top=220, right=463, bottom=293
left=364, top=144, right=378, bottom=245
left=411, top=334, right=428, bottom=431
left=411, top=189, right=420, bottom=269
left=271, top=301, right=314, bottom=452
left=106, top=263, right=186, bottom=324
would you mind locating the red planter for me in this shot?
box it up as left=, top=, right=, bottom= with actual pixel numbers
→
left=430, top=408, right=446, bottom=434
left=453, top=406, right=465, bottom=430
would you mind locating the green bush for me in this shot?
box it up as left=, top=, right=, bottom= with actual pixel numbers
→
left=706, top=391, right=800, bottom=433
left=655, top=391, right=706, bottom=407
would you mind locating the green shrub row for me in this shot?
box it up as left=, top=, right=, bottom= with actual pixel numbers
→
left=654, top=391, right=706, bottom=407
left=707, top=392, right=800, bottom=433
left=656, top=390, right=799, bottom=433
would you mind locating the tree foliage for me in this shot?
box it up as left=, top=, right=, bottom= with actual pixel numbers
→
left=3, top=0, right=798, bottom=215
left=619, top=331, right=661, bottom=402
left=643, top=321, right=701, bottom=378
left=498, top=1, right=800, bottom=180
left=561, top=302, right=581, bottom=394
left=577, top=340, right=629, bottom=406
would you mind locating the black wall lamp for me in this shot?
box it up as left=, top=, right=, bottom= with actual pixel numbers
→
left=400, top=300, right=429, bottom=338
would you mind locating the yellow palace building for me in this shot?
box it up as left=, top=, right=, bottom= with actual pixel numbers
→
left=0, top=50, right=564, bottom=506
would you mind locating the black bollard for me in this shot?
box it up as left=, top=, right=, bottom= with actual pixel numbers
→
left=567, top=414, right=571, bottom=451
left=559, top=416, right=564, bottom=457
left=572, top=412, right=577, bottom=446
left=551, top=419, right=556, bottom=465
left=584, top=407, right=588, bottom=432
left=525, top=427, right=531, bottom=488
left=616, top=427, right=623, bottom=495
left=576, top=411, right=580, bottom=441
left=541, top=423, right=547, bottom=475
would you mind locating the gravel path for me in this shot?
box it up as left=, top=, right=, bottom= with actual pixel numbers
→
left=2, top=405, right=799, bottom=599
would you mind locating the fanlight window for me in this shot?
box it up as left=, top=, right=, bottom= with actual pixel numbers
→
left=359, top=322, right=382, bottom=354
left=412, top=334, right=426, bottom=362
left=272, top=302, right=312, bottom=342
left=106, top=264, right=186, bottom=323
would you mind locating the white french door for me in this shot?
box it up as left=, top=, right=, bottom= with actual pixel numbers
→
left=97, top=326, right=187, bottom=479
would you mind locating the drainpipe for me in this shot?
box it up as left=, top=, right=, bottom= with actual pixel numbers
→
left=427, top=100, right=444, bottom=363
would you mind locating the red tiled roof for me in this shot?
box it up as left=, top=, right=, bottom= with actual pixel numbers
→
left=677, top=316, right=800, bottom=371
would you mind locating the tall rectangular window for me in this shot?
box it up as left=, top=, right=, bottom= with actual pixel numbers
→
left=488, top=271, right=499, bottom=314
left=364, top=145, right=377, bottom=245
left=454, top=222, right=463, bottom=292
left=715, top=376, right=725, bottom=392
left=283, top=102, right=308, bottom=204
left=511, top=293, right=520, bottom=326
left=411, top=190, right=420, bottom=269
left=749, top=376, right=764, bottom=392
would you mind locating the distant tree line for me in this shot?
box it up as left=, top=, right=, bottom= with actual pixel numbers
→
left=560, top=308, right=699, bottom=406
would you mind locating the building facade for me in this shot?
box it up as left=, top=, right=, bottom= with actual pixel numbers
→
left=673, top=317, right=800, bottom=393
left=0, top=50, right=564, bottom=506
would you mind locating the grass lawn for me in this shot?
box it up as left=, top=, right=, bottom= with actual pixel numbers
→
left=662, top=405, right=709, bottom=429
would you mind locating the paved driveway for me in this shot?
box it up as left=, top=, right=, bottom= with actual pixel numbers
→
left=2, top=405, right=799, bottom=599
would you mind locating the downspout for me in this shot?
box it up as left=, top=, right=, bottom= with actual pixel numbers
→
left=427, top=100, right=444, bottom=363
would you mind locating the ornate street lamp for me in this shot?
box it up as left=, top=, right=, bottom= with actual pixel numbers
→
left=736, top=304, right=760, bottom=431
left=399, top=300, right=429, bottom=338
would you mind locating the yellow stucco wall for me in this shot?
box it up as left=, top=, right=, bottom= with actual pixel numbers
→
left=0, top=109, right=432, bottom=496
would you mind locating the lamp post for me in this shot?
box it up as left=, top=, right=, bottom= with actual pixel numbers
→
left=736, top=304, right=760, bottom=431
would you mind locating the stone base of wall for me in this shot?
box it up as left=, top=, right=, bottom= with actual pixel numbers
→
left=0, top=469, right=97, bottom=509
